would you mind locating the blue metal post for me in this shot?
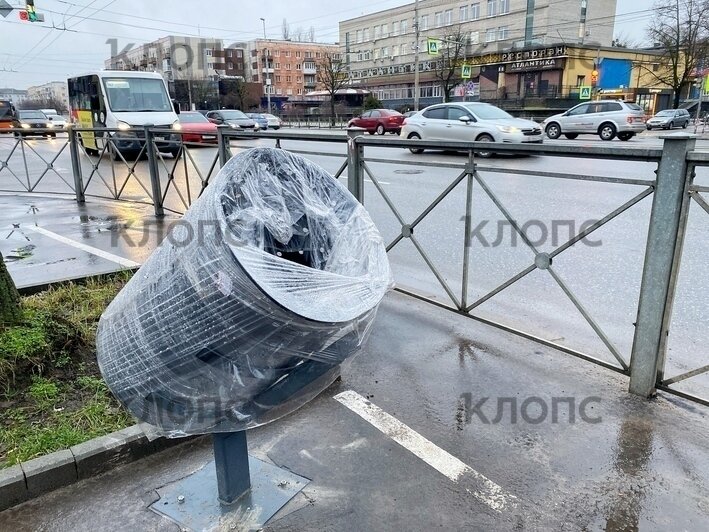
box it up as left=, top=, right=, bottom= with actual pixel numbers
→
left=212, top=431, right=251, bottom=505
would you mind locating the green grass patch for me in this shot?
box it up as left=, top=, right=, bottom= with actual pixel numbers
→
left=0, top=272, right=134, bottom=467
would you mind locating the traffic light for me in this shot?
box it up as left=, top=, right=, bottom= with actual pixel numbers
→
left=26, top=0, right=37, bottom=22
left=19, top=9, right=28, bottom=21
left=590, top=63, right=599, bottom=85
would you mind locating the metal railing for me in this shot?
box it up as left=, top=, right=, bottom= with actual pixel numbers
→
left=1, top=125, right=706, bottom=407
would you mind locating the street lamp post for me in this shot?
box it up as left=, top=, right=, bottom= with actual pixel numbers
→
left=260, top=17, right=272, bottom=113
left=413, top=0, right=420, bottom=111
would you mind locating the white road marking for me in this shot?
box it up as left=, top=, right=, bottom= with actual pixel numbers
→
left=26, top=225, right=140, bottom=269
left=364, top=179, right=391, bottom=185
left=334, top=390, right=516, bottom=512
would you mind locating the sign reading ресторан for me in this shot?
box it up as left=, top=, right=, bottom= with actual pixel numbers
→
left=500, top=46, right=567, bottom=63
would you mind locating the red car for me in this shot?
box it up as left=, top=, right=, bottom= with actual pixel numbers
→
left=348, top=109, right=405, bottom=135
left=177, top=111, right=218, bottom=144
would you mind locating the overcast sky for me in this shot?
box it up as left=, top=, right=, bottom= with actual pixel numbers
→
left=0, top=0, right=653, bottom=89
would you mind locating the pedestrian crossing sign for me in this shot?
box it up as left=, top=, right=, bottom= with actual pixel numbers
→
left=461, top=64, right=472, bottom=79
left=427, top=38, right=440, bottom=56
left=579, top=86, right=592, bottom=100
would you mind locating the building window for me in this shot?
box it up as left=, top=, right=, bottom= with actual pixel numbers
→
left=276, top=75, right=281, bottom=82
left=374, top=25, right=380, bottom=39
left=252, top=61, right=258, bottom=70
left=296, top=63, right=301, bottom=70
left=363, top=28, right=370, bottom=41
left=470, top=30, right=480, bottom=44
left=296, top=51, right=301, bottom=58
left=498, top=26, right=508, bottom=40
left=392, top=44, right=399, bottom=56
left=227, top=62, right=233, bottom=69
left=287, top=64, right=291, bottom=70
left=287, top=88, right=293, bottom=95
left=382, top=23, right=388, bottom=36
left=286, top=75, right=292, bottom=82
left=297, top=76, right=301, bottom=82
left=499, top=0, right=510, bottom=14
left=284, top=50, right=290, bottom=57
left=237, top=50, right=243, bottom=58
left=401, top=19, right=408, bottom=33
left=274, top=62, right=280, bottom=69
left=576, top=75, right=585, bottom=86
left=435, top=11, right=442, bottom=27
left=486, top=28, right=496, bottom=42
left=252, top=75, right=259, bottom=82
left=227, top=50, right=232, bottom=57
left=316, top=51, right=321, bottom=58
left=276, top=88, right=282, bottom=95
left=382, top=46, right=388, bottom=57
left=356, top=29, right=362, bottom=43
left=487, top=0, right=496, bottom=17
left=297, top=88, right=303, bottom=95
left=420, top=14, right=429, bottom=30
left=392, top=21, right=399, bottom=35
left=444, top=9, right=452, bottom=25
left=205, top=49, right=212, bottom=56
left=471, top=2, right=480, bottom=20
left=460, top=5, right=468, bottom=21
left=374, top=48, right=380, bottom=60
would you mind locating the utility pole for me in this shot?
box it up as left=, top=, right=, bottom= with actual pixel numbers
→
left=414, top=0, right=420, bottom=110
left=261, top=17, right=272, bottom=113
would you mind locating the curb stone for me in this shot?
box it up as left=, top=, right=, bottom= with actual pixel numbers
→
left=0, top=426, right=194, bottom=512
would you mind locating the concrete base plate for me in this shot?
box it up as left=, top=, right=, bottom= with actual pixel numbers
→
left=150, top=456, right=310, bottom=532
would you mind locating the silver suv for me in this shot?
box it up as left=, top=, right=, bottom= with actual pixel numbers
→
left=543, top=100, right=646, bottom=141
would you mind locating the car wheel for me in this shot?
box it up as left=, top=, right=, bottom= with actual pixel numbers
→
left=376, top=124, right=385, bottom=135
left=599, top=123, right=617, bottom=141
left=545, top=123, right=561, bottom=140
left=668, top=121, right=674, bottom=129
left=683, top=121, right=688, bottom=128
left=564, top=133, right=578, bottom=140
left=646, top=125, right=652, bottom=130
left=475, top=134, right=495, bottom=158
left=618, top=132, right=634, bottom=141
left=407, top=132, right=424, bottom=154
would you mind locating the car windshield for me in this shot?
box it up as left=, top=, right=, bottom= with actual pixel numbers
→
left=179, top=113, right=209, bottom=123
left=220, top=110, right=248, bottom=120
left=264, top=114, right=278, bottom=119
left=625, top=103, right=643, bottom=111
left=655, top=110, right=674, bottom=116
left=465, top=104, right=513, bottom=120
left=103, top=77, right=172, bottom=113
left=19, top=111, right=47, bottom=119
left=0, top=101, right=14, bottom=120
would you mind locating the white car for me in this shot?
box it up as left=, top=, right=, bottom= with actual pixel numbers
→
left=400, top=102, right=543, bottom=156
left=263, top=113, right=282, bottom=130
left=40, top=108, right=68, bottom=129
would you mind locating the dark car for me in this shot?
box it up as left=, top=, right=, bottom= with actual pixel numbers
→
left=14, top=110, right=56, bottom=138
left=206, top=110, right=260, bottom=130
left=348, top=109, right=405, bottom=135
left=246, top=113, right=269, bottom=130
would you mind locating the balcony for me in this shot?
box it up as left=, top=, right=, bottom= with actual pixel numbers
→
left=303, top=66, right=317, bottom=75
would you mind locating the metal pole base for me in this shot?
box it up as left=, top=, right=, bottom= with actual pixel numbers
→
left=150, top=433, right=310, bottom=531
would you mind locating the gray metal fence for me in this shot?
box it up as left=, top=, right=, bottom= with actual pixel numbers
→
left=0, top=125, right=706, bottom=407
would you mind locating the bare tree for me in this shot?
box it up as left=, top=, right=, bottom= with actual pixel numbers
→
left=0, top=253, right=20, bottom=325
left=611, top=31, right=642, bottom=48
left=293, top=27, right=304, bottom=42
left=317, top=53, right=349, bottom=126
left=307, top=26, right=316, bottom=42
left=645, top=0, right=709, bottom=108
left=432, top=27, right=468, bottom=103
left=20, top=97, right=68, bottom=114
left=282, top=18, right=290, bottom=40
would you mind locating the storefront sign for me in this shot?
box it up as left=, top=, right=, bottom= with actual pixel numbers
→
left=504, top=58, right=564, bottom=72
left=501, top=46, right=566, bottom=63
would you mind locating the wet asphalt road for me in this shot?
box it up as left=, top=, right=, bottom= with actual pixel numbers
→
left=1, top=130, right=707, bottom=399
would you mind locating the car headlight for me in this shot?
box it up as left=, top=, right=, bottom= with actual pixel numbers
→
left=21, top=123, right=31, bottom=129
left=117, top=121, right=131, bottom=131
left=230, top=123, right=240, bottom=129
left=172, top=121, right=182, bottom=131
left=47, top=122, right=55, bottom=128
left=497, top=125, right=520, bottom=133
left=254, top=123, right=260, bottom=130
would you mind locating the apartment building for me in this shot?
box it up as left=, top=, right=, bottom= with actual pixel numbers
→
left=246, top=39, right=341, bottom=102
left=104, top=36, right=226, bottom=81
left=0, top=88, right=28, bottom=106
left=26, top=81, right=69, bottom=109
left=339, top=0, right=617, bottom=107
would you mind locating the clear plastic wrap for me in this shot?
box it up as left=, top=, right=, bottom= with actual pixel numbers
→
left=96, top=148, right=392, bottom=437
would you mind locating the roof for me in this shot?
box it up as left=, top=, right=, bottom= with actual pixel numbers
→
left=305, top=88, right=371, bottom=97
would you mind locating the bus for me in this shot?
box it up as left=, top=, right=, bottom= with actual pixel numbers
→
left=67, top=71, right=181, bottom=157
left=0, top=100, right=17, bottom=132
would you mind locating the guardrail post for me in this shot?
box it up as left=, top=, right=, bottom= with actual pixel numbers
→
left=68, top=127, right=85, bottom=203
left=217, top=125, right=231, bottom=166
left=346, top=128, right=365, bottom=202
left=629, top=134, right=695, bottom=397
left=144, top=125, right=164, bottom=217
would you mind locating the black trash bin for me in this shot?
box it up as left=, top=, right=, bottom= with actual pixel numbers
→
left=96, top=148, right=392, bottom=436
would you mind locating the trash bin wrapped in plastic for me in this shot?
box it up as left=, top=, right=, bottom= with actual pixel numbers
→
left=96, top=148, right=392, bottom=436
